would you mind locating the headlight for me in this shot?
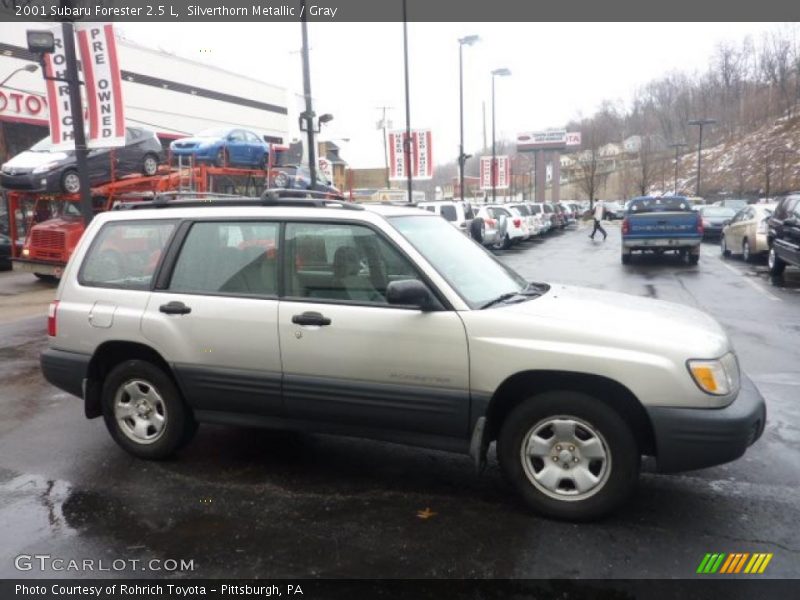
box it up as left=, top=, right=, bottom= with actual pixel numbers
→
left=32, top=162, right=60, bottom=174
left=22, top=248, right=30, bottom=256
left=687, top=352, right=740, bottom=396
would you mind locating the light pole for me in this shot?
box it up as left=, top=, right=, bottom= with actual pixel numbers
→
left=688, top=118, right=716, bottom=197
left=0, top=63, right=38, bottom=87
left=402, top=0, right=413, bottom=203
left=376, top=106, right=393, bottom=189
left=458, top=35, right=479, bottom=203
left=669, top=142, right=687, bottom=195
left=491, top=67, right=511, bottom=203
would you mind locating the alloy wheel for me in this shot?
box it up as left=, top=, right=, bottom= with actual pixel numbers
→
left=114, top=379, right=168, bottom=445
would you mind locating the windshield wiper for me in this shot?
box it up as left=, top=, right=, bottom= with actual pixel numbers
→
left=480, top=283, right=546, bottom=309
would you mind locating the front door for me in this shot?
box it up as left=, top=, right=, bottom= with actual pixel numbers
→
left=142, top=220, right=283, bottom=417
left=277, top=221, right=470, bottom=438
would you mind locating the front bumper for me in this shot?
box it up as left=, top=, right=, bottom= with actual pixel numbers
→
left=646, top=375, right=766, bottom=473
left=0, top=171, right=59, bottom=192
left=12, top=258, right=63, bottom=276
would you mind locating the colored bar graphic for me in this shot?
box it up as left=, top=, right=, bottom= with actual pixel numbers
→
left=697, top=552, right=772, bottom=575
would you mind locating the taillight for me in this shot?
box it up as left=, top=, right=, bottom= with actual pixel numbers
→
left=513, top=218, right=521, bottom=227
left=697, top=214, right=704, bottom=235
left=48, top=300, right=59, bottom=337
left=486, top=218, right=496, bottom=227
left=622, top=218, right=630, bottom=235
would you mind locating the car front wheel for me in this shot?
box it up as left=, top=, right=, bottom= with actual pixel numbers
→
left=142, top=153, right=159, bottom=176
left=61, top=169, right=81, bottom=194
left=742, top=238, right=752, bottom=263
left=497, top=391, right=639, bottom=521
left=102, top=359, right=197, bottom=460
left=768, top=246, right=786, bottom=276
left=721, top=235, right=730, bottom=257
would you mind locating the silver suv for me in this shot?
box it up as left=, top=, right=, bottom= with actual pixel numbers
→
left=41, top=193, right=766, bottom=520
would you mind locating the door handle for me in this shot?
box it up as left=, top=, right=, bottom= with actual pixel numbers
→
left=159, top=301, right=191, bottom=315
left=292, top=311, right=331, bottom=326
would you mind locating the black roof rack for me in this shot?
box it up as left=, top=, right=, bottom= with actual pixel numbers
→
left=113, top=189, right=364, bottom=211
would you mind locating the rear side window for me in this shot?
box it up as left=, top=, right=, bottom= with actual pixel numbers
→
left=628, top=197, right=692, bottom=213
left=80, top=220, right=176, bottom=289
left=169, top=221, right=280, bottom=296
left=440, top=205, right=458, bottom=222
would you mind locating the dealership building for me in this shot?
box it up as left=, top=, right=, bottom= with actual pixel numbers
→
left=0, top=23, right=290, bottom=162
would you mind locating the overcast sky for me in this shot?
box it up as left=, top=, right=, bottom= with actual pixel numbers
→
left=119, top=22, right=782, bottom=169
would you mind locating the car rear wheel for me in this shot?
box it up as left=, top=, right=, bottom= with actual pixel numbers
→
left=768, top=246, right=786, bottom=276
left=61, top=169, right=80, bottom=194
left=102, top=359, right=197, bottom=460
left=142, top=153, right=159, bottom=176
left=470, top=218, right=485, bottom=244
left=621, top=251, right=631, bottom=265
left=497, top=391, right=639, bottom=520
left=689, top=253, right=700, bottom=265
left=215, top=148, right=229, bottom=167
left=273, top=171, right=290, bottom=188
left=721, top=235, right=730, bottom=257
left=742, top=238, right=752, bottom=263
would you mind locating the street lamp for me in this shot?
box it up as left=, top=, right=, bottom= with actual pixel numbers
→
left=0, top=63, right=38, bottom=87
left=688, top=118, right=716, bottom=197
left=668, top=142, right=687, bottom=195
left=458, top=35, right=479, bottom=203
left=491, top=67, right=511, bottom=203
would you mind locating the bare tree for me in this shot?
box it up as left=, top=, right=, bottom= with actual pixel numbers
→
left=573, top=120, right=610, bottom=207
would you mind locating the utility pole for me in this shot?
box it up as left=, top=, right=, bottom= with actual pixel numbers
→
left=482, top=101, right=487, bottom=151
left=402, top=0, right=413, bottom=203
left=669, top=142, right=687, bottom=195
left=376, top=106, right=393, bottom=189
left=457, top=35, right=479, bottom=203
left=688, top=118, right=716, bottom=197
left=300, top=0, right=317, bottom=188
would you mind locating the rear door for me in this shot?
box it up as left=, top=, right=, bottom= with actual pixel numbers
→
left=226, top=130, right=248, bottom=164
left=141, top=220, right=283, bottom=418
left=784, top=197, right=800, bottom=263
left=277, top=220, right=470, bottom=438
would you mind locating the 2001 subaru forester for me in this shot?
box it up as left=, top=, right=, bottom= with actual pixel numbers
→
left=40, top=193, right=766, bottom=520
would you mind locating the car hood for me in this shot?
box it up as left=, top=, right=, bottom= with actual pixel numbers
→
left=484, top=283, right=730, bottom=358
left=3, top=150, right=71, bottom=170
left=171, top=136, right=219, bottom=146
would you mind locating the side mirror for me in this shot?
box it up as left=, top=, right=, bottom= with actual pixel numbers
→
left=723, top=219, right=731, bottom=226
left=386, top=279, right=436, bottom=311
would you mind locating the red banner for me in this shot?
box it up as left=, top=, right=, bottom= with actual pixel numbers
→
left=479, top=155, right=510, bottom=190
left=76, top=23, right=126, bottom=148
left=387, top=129, right=433, bottom=181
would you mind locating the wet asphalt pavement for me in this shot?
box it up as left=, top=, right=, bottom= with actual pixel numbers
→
left=0, top=220, right=798, bottom=580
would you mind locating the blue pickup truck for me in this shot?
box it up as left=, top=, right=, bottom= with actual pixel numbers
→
left=621, top=196, right=703, bottom=264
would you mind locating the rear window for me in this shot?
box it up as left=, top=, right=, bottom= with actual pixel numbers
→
left=530, top=205, right=541, bottom=214
left=511, top=205, right=530, bottom=215
left=80, top=220, right=176, bottom=289
left=627, top=197, right=692, bottom=213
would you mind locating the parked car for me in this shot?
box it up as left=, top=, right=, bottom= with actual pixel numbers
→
left=712, top=199, right=749, bottom=211
left=766, top=193, right=800, bottom=276
left=417, top=200, right=486, bottom=242
left=698, top=206, right=737, bottom=240
left=603, top=201, right=625, bottom=220
left=473, top=205, right=505, bottom=248
left=170, top=127, right=269, bottom=168
left=509, top=203, right=539, bottom=237
left=1, top=127, right=163, bottom=194
left=0, top=233, right=11, bottom=271
left=721, top=204, right=775, bottom=262
left=40, top=192, right=766, bottom=521
left=486, top=205, right=526, bottom=249
left=530, top=202, right=555, bottom=234
left=543, top=202, right=564, bottom=229
left=270, top=164, right=341, bottom=196
left=621, top=196, right=702, bottom=264
left=525, top=202, right=549, bottom=234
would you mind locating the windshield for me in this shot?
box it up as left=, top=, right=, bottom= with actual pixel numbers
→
left=701, top=207, right=737, bottom=217
left=391, top=215, right=529, bottom=308
left=195, top=127, right=231, bottom=138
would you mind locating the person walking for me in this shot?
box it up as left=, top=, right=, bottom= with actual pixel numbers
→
left=589, top=198, right=607, bottom=241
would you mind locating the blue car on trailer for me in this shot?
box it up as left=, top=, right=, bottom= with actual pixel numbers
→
left=621, top=196, right=703, bottom=265
left=170, top=127, right=269, bottom=169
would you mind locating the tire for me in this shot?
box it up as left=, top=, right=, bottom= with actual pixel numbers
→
left=742, top=238, right=752, bottom=263
left=142, top=153, right=159, bottom=176
left=768, top=246, right=786, bottom=276
left=689, top=254, right=700, bottom=265
left=214, top=148, right=228, bottom=167
left=470, top=218, right=485, bottom=244
left=33, top=273, right=58, bottom=282
left=497, top=391, right=640, bottom=521
left=621, top=252, right=631, bottom=265
left=273, top=171, right=290, bottom=188
left=60, top=169, right=81, bottom=194
left=101, top=359, right=197, bottom=460
left=721, top=235, right=730, bottom=257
